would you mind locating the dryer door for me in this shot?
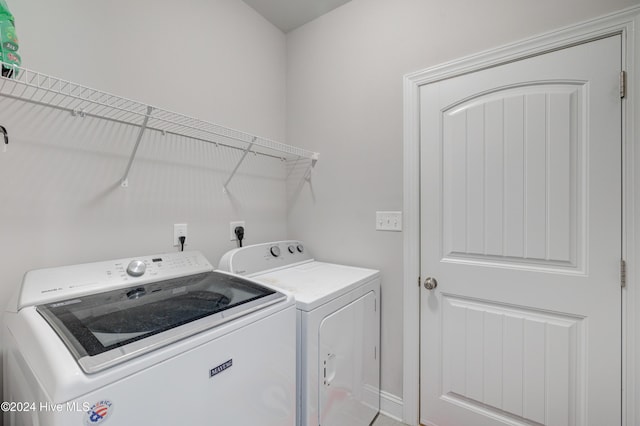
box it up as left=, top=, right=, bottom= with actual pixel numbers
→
left=318, top=291, right=379, bottom=425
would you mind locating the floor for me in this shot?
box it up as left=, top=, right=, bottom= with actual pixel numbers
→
left=373, top=413, right=409, bottom=426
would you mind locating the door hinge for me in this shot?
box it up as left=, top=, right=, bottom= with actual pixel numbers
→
left=620, top=71, right=627, bottom=99
left=621, top=259, right=627, bottom=288
left=418, top=276, right=421, bottom=287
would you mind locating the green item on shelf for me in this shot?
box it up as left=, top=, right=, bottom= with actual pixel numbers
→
left=0, top=0, right=20, bottom=77
left=0, top=0, right=12, bottom=19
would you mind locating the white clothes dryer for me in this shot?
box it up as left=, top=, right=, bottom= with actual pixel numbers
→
left=3, top=251, right=296, bottom=426
left=219, top=241, right=380, bottom=426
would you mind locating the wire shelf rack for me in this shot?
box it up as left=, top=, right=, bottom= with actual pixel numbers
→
left=0, top=63, right=319, bottom=190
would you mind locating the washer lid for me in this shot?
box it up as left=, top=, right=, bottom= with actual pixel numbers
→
left=36, top=271, right=286, bottom=373
left=253, top=261, right=380, bottom=311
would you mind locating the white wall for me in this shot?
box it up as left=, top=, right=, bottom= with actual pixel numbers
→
left=10, top=0, right=286, bottom=138
left=0, top=0, right=286, bottom=410
left=285, top=0, right=640, bottom=405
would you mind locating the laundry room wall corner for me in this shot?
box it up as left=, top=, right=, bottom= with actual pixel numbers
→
left=0, top=0, right=287, bottom=416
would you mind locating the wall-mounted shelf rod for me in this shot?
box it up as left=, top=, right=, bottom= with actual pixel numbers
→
left=0, top=63, right=320, bottom=186
left=0, top=90, right=288, bottom=162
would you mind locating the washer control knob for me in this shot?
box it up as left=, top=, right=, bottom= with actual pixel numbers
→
left=288, top=245, right=295, bottom=254
left=270, top=246, right=281, bottom=257
left=296, top=244, right=304, bottom=253
left=126, top=260, right=146, bottom=277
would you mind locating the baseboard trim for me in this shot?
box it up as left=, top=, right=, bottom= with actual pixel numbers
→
left=380, top=390, right=404, bottom=422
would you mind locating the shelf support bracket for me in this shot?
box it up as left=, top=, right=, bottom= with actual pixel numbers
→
left=304, top=153, right=319, bottom=182
left=223, top=137, right=256, bottom=193
left=121, top=105, right=154, bottom=187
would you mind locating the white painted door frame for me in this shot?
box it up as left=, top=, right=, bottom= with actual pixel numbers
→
left=403, top=6, right=640, bottom=426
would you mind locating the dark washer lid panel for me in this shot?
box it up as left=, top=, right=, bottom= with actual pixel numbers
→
left=37, top=271, right=284, bottom=373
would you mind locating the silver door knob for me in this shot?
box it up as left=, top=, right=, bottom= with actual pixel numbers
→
left=424, top=277, right=438, bottom=290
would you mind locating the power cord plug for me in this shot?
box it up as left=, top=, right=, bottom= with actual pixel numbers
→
left=1, top=126, right=8, bottom=152
left=234, top=226, right=244, bottom=248
left=179, top=235, right=186, bottom=252
left=0, top=126, right=8, bottom=145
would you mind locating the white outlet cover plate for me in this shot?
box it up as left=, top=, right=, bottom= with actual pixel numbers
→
left=173, top=223, right=188, bottom=246
left=376, top=211, right=402, bottom=232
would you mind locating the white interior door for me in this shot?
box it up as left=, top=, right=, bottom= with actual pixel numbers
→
left=419, top=35, right=622, bottom=426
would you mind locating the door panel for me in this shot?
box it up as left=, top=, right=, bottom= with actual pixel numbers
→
left=441, top=295, right=580, bottom=425
left=420, top=35, right=621, bottom=426
left=443, top=84, right=583, bottom=269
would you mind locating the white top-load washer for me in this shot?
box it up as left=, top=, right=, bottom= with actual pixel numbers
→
left=3, top=251, right=296, bottom=426
left=219, top=241, right=380, bottom=426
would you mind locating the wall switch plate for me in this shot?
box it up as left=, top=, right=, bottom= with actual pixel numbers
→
left=173, top=223, right=188, bottom=246
left=230, top=221, right=245, bottom=241
left=376, top=211, right=402, bottom=231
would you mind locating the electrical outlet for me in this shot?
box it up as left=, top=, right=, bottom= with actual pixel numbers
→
left=174, top=223, right=188, bottom=246
left=376, top=211, right=402, bottom=232
left=230, top=221, right=245, bottom=241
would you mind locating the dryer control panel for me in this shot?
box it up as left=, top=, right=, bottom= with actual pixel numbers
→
left=218, top=240, right=312, bottom=276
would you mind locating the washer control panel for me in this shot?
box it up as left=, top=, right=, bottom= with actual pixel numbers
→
left=219, top=241, right=312, bottom=276
left=17, top=251, right=213, bottom=310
